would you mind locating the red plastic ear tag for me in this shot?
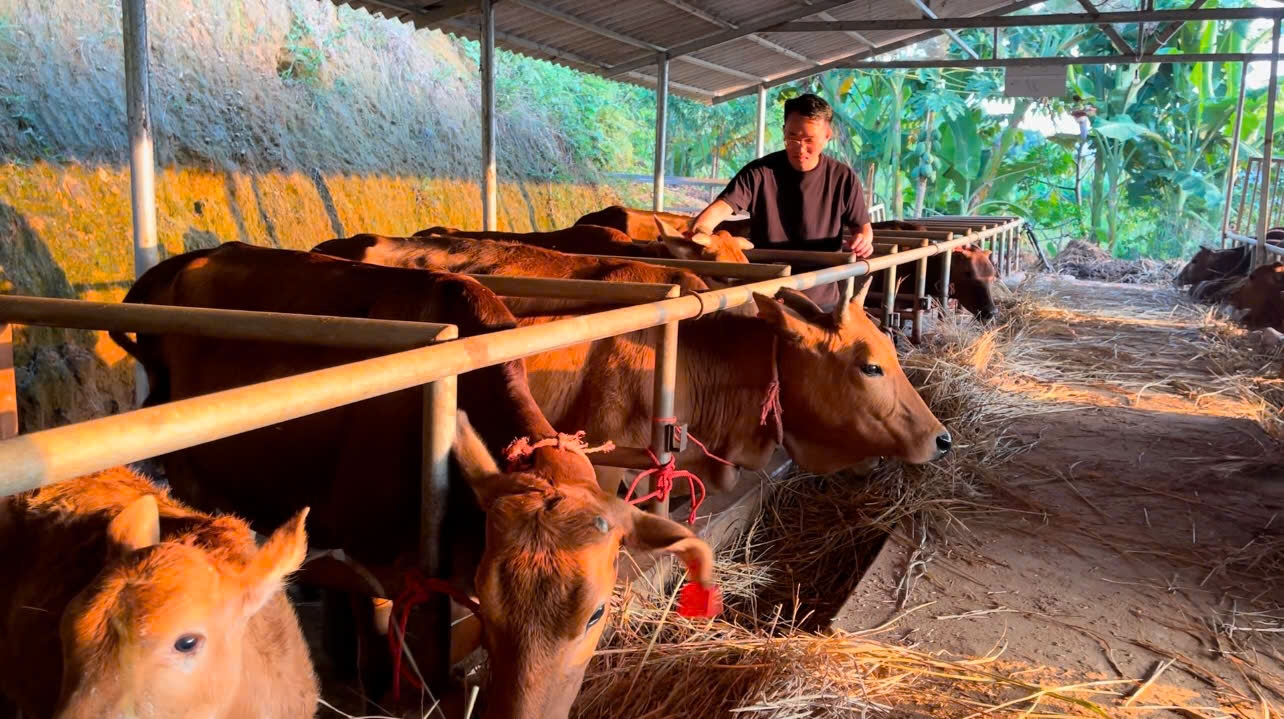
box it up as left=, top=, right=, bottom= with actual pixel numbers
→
left=677, top=581, right=722, bottom=618
left=676, top=558, right=722, bottom=618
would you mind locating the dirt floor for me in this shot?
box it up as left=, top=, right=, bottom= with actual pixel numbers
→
left=843, top=275, right=1284, bottom=717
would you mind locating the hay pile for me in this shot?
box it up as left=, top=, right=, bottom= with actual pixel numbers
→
left=1053, top=239, right=1180, bottom=285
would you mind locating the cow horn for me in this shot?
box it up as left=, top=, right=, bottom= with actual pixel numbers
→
left=852, top=276, right=874, bottom=306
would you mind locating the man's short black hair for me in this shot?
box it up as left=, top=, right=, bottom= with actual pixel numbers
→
left=783, top=93, right=833, bottom=123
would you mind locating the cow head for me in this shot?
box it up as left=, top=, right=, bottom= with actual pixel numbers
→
left=56, top=500, right=311, bottom=719
left=950, top=246, right=999, bottom=322
left=1232, top=262, right=1284, bottom=329
left=752, top=285, right=951, bottom=471
left=1176, top=246, right=1215, bottom=287
left=453, top=412, right=715, bottom=719
left=653, top=219, right=752, bottom=264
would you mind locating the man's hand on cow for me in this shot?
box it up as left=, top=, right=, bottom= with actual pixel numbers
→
left=843, top=228, right=874, bottom=259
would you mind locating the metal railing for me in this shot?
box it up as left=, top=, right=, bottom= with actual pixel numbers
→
left=1227, top=231, right=1284, bottom=259
left=0, top=215, right=1024, bottom=688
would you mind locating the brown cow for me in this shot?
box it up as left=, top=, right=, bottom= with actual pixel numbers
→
left=415, top=223, right=752, bottom=266
left=571, top=205, right=754, bottom=248
left=313, top=232, right=715, bottom=319
left=312, top=233, right=952, bottom=497
left=110, top=242, right=716, bottom=719
left=871, top=220, right=1000, bottom=321
left=1231, top=262, right=1284, bottom=330
left=0, top=466, right=316, bottom=718
left=573, top=206, right=698, bottom=240
left=1175, top=242, right=1284, bottom=289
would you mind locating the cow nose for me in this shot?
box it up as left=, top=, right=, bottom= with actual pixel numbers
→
left=935, top=431, right=953, bottom=456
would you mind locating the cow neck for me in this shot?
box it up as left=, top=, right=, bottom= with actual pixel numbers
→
left=678, top=314, right=784, bottom=470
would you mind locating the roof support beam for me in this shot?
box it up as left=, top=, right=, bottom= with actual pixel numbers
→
left=624, top=71, right=717, bottom=98
left=511, top=0, right=763, bottom=82
left=773, top=7, right=1284, bottom=33
left=653, top=0, right=821, bottom=67
left=607, top=0, right=855, bottom=78
left=904, top=0, right=980, bottom=60
left=511, top=0, right=663, bottom=51
left=1074, top=0, right=1135, bottom=56
left=813, top=10, right=876, bottom=50
left=1146, top=0, right=1209, bottom=54
left=743, top=33, right=819, bottom=65
left=654, top=0, right=735, bottom=29
left=841, top=51, right=1270, bottom=70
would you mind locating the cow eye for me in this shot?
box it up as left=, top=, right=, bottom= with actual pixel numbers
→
left=861, top=364, right=883, bottom=377
left=174, top=633, right=204, bottom=654
left=587, top=604, right=605, bottom=630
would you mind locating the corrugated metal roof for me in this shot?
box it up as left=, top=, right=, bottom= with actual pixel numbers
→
left=335, top=0, right=1044, bottom=103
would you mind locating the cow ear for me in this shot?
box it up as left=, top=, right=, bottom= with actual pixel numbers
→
left=108, top=494, right=160, bottom=556
left=240, top=507, right=309, bottom=616
left=659, top=235, right=708, bottom=260
left=752, top=291, right=819, bottom=344
left=453, top=410, right=504, bottom=510
left=624, top=507, right=715, bottom=587
left=776, top=287, right=827, bottom=323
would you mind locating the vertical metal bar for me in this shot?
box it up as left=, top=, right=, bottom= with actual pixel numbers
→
left=1256, top=17, right=1281, bottom=269
left=648, top=320, right=679, bottom=519
left=1275, top=158, right=1284, bottom=228
left=481, top=0, right=498, bottom=231
left=122, top=0, right=159, bottom=406
left=0, top=324, right=16, bottom=440
left=755, top=84, right=768, bottom=159
left=882, top=245, right=899, bottom=330
left=421, top=326, right=457, bottom=686
left=653, top=53, right=669, bottom=213
left=913, top=239, right=928, bottom=344
left=1239, top=158, right=1259, bottom=240
left=1222, top=61, right=1250, bottom=248
left=939, top=233, right=954, bottom=311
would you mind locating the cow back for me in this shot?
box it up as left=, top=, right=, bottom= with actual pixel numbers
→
left=118, top=242, right=550, bottom=568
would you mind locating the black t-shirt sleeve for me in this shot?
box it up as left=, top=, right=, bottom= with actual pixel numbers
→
left=844, top=175, right=871, bottom=228
left=717, top=163, right=759, bottom=214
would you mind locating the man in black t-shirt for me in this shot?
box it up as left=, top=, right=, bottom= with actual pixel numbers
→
left=690, top=93, right=874, bottom=309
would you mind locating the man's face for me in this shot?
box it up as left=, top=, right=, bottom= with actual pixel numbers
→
left=783, top=114, right=832, bottom=172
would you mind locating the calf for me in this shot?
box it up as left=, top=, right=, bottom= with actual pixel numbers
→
left=313, top=234, right=952, bottom=498
left=1231, top=263, right=1284, bottom=330
left=0, top=466, right=315, bottom=719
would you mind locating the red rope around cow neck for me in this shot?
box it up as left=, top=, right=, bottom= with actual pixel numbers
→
left=624, top=448, right=707, bottom=524
left=761, top=334, right=784, bottom=445
left=388, top=570, right=481, bottom=701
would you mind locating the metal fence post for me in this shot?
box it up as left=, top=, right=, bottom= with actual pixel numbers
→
left=653, top=53, right=669, bottom=213
left=0, top=324, right=15, bottom=440
left=647, top=285, right=682, bottom=518
left=480, top=0, right=498, bottom=231
left=122, top=0, right=159, bottom=406
left=1222, top=61, right=1250, bottom=248
left=421, top=323, right=457, bottom=687
left=882, top=245, right=899, bottom=330
left=913, top=239, right=928, bottom=344
left=1255, top=17, right=1281, bottom=269
left=939, top=233, right=954, bottom=311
